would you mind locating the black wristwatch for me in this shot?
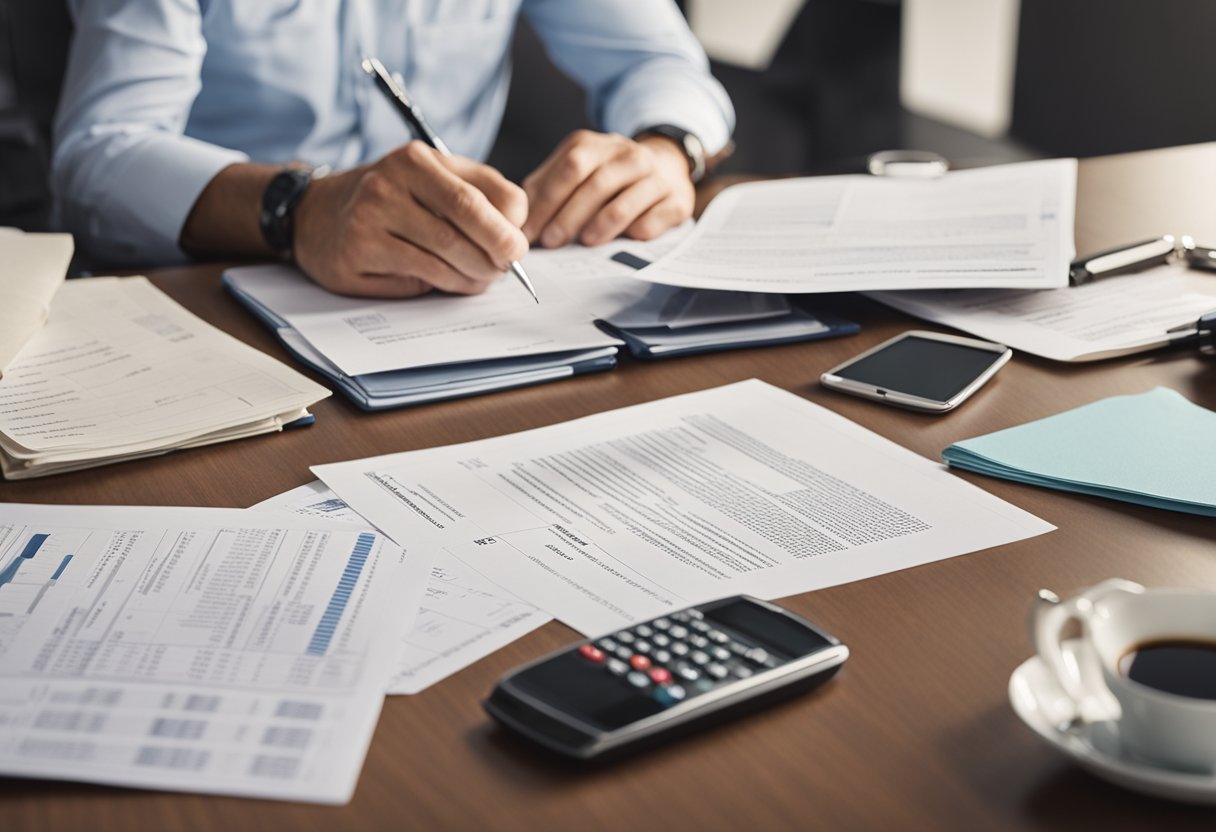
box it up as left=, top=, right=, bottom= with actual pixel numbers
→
left=260, top=165, right=328, bottom=259
left=635, top=124, right=707, bottom=184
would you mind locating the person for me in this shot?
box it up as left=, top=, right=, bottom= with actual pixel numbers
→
left=52, top=0, right=734, bottom=298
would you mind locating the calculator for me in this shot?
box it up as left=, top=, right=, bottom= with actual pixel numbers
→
left=484, top=596, right=848, bottom=760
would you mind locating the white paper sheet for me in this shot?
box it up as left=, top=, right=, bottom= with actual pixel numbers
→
left=634, top=159, right=1077, bottom=294
left=222, top=228, right=698, bottom=377
left=0, top=277, right=329, bottom=478
left=869, top=263, right=1216, bottom=361
left=252, top=482, right=550, bottom=694
left=315, top=380, right=1053, bottom=636
left=0, top=503, right=428, bottom=803
left=0, top=232, right=73, bottom=376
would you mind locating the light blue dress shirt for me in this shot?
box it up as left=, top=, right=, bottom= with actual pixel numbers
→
left=52, top=0, right=735, bottom=265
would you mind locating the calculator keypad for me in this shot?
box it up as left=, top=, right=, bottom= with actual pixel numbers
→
left=575, top=606, right=782, bottom=708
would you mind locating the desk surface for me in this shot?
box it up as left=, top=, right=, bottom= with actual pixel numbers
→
left=4, top=143, right=1216, bottom=830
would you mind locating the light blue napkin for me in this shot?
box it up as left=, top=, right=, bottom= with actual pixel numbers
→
left=943, top=388, right=1216, bottom=516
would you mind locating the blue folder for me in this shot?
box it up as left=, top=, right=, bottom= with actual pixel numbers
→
left=943, top=387, right=1216, bottom=516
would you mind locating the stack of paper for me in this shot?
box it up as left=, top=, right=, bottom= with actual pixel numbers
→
left=0, top=277, right=330, bottom=478
left=943, top=388, right=1216, bottom=515
left=224, top=226, right=856, bottom=406
left=0, top=230, right=74, bottom=376
left=871, top=263, right=1216, bottom=361
left=0, top=503, right=427, bottom=803
left=633, top=158, right=1077, bottom=293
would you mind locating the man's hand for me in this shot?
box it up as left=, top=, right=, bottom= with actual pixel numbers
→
left=521, top=130, right=695, bottom=249
left=292, top=141, right=529, bottom=298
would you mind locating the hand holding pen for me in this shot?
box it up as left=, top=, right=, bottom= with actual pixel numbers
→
left=362, top=57, right=539, bottom=302
left=287, top=69, right=530, bottom=299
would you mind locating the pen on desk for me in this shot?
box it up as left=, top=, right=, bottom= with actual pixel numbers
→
left=1166, top=310, right=1216, bottom=350
left=1068, top=235, right=1177, bottom=286
left=361, top=57, right=540, bottom=304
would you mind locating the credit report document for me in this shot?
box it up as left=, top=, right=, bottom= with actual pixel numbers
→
left=870, top=263, right=1216, bottom=361
left=315, top=381, right=1054, bottom=636
left=253, top=482, right=550, bottom=694
left=0, top=504, right=427, bottom=803
left=635, top=159, right=1077, bottom=293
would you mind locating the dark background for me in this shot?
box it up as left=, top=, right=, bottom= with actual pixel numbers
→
left=2, top=0, right=1214, bottom=239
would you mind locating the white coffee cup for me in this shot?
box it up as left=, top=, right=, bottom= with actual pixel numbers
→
left=1032, top=578, right=1216, bottom=773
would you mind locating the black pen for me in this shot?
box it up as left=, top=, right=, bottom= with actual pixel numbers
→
left=361, top=56, right=539, bottom=304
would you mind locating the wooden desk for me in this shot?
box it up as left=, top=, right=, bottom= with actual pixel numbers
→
left=4, top=144, right=1216, bottom=830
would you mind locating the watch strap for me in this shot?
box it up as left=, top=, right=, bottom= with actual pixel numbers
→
left=636, top=124, right=707, bottom=184
left=260, top=166, right=323, bottom=259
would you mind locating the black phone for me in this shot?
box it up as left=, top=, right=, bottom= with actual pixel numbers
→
left=484, top=596, right=847, bottom=760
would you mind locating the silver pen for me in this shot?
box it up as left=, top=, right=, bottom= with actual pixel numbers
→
left=362, top=57, right=539, bottom=303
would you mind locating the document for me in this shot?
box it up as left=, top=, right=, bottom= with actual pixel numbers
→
left=222, top=227, right=696, bottom=378
left=0, top=503, right=428, bottom=803
left=0, top=277, right=329, bottom=478
left=0, top=231, right=73, bottom=376
left=634, top=159, right=1077, bottom=293
left=944, top=388, right=1216, bottom=516
left=315, top=380, right=1053, bottom=636
left=870, top=263, right=1216, bottom=361
left=253, top=482, right=550, bottom=694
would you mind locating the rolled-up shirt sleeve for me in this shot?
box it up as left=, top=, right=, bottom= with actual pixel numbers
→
left=52, top=0, right=249, bottom=265
left=521, top=0, right=735, bottom=156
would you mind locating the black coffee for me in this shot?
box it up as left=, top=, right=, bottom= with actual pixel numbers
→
left=1119, top=639, right=1216, bottom=701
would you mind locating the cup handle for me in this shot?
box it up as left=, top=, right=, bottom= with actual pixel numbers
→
left=1031, top=578, right=1144, bottom=724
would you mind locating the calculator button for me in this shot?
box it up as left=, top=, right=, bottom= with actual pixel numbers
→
left=744, top=648, right=770, bottom=666
left=687, top=608, right=704, bottom=620
left=706, top=663, right=729, bottom=680
left=668, top=625, right=689, bottom=640
left=691, top=620, right=711, bottom=633
left=634, top=640, right=652, bottom=654
left=578, top=644, right=605, bottom=663
left=648, top=667, right=672, bottom=685
left=654, top=685, right=686, bottom=707
left=670, top=642, right=690, bottom=657
left=710, top=646, right=731, bottom=662
left=652, top=633, right=670, bottom=648
left=730, top=663, right=753, bottom=679
left=597, top=638, right=618, bottom=653
left=693, top=678, right=715, bottom=694
left=653, top=649, right=672, bottom=664
left=630, top=654, right=652, bottom=671
left=634, top=624, right=654, bottom=638
left=652, top=618, right=671, bottom=631
left=627, top=671, right=650, bottom=689
left=671, top=612, right=690, bottom=623
left=615, top=646, right=634, bottom=661
left=690, top=650, right=710, bottom=666
left=674, top=664, right=700, bottom=682
left=606, top=659, right=629, bottom=676
left=616, top=631, right=635, bottom=644
left=728, top=641, right=749, bottom=656
left=689, top=635, right=709, bottom=649
left=708, top=630, right=729, bottom=644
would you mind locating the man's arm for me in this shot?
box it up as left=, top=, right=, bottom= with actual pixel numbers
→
left=519, top=0, right=735, bottom=248
left=53, top=0, right=249, bottom=265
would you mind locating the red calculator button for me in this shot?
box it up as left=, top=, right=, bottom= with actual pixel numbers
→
left=648, top=667, right=672, bottom=684
left=630, top=654, right=652, bottom=671
left=578, top=644, right=606, bottom=663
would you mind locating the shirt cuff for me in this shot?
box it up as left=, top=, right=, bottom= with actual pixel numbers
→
left=601, top=58, right=735, bottom=157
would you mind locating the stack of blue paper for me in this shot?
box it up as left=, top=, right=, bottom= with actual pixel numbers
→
left=942, top=387, right=1216, bottom=516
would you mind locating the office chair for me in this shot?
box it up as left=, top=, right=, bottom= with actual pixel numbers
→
left=0, top=0, right=72, bottom=231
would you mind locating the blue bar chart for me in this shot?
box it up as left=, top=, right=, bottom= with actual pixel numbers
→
left=306, top=533, right=375, bottom=656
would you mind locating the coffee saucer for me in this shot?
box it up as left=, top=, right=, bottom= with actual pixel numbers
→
left=1009, top=639, right=1216, bottom=804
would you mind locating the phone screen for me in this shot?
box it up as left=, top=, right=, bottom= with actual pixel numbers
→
left=832, top=336, right=1005, bottom=402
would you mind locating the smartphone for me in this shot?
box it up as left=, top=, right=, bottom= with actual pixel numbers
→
left=820, top=330, right=1011, bottom=412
